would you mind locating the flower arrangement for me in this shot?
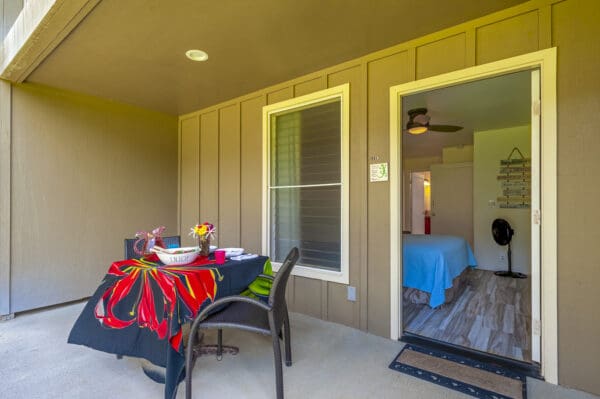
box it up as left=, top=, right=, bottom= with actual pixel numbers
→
left=190, top=222, right=215, bottom=256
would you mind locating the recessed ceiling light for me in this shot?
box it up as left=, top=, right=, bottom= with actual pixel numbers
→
left=185, top=49, right=208, bottom=62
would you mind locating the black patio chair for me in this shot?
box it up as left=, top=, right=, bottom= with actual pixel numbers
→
left=124, top=235, right=181, bottom=259
left=185, top=247, right=300, bottom=399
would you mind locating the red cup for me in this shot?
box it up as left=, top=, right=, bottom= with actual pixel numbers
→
left=214, top=250, right=226, bottom=265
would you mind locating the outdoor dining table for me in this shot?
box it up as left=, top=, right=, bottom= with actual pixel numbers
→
left=68, top=252, right=270, bottom=399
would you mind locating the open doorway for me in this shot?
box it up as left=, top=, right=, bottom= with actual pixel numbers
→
left=407, top=171, right=431, bottom=235
left=400, top=70, right=534, bottom=363
left=390, top=50, right=556, bottom=381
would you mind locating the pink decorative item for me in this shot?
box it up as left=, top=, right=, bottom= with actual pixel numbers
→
left=214, top=250, right=226, bottom=265
left=133, top=226, right=166, bottom=256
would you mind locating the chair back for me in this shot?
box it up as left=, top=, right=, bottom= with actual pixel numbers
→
left=124, top=235, right=181, bottom=259
left=268, top=247, right=299, bottom=327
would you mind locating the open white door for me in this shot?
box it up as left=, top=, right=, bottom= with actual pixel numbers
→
left=530, top=69, right=541, bottom=364
left=410, top=173, right=425, bottom=234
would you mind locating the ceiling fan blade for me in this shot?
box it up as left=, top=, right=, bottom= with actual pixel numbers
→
left=428, top=124, right=463, bottom=132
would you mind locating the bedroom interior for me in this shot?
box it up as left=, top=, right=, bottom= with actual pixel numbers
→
left=400, top=70, right=536, bottom=364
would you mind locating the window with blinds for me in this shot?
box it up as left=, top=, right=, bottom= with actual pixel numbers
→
left=263, top=84, right=349, bottom=283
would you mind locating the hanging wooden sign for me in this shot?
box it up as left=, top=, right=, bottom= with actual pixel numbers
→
left=497, top=147, right=531, bottom=209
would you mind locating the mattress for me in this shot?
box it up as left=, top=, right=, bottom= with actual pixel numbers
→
left=402, top=234, right=477, bottom=308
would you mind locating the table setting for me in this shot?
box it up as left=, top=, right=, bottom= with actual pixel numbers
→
left=68, top=223, right=271, bottom=399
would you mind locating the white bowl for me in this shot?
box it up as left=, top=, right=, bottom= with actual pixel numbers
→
left=156, top=247, right=200, bottom=265
left=219, top=247, right=244, bottom=257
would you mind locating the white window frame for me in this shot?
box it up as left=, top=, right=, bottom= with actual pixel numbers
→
left=262, top=83, right=350, bottom=284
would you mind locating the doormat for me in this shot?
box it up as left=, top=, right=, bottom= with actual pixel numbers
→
left=389, top=344, right=527, bottom=399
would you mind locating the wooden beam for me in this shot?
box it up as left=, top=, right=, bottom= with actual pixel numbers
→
left=0, top=0, right=101, bottom=82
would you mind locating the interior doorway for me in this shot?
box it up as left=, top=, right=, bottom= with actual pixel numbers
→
left=388, top=49, right=557, bottom=382
left=409, top=171, right=430, bottom=235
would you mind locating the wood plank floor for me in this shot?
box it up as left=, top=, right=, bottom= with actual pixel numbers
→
left=403, top=268, right=532, bottom=362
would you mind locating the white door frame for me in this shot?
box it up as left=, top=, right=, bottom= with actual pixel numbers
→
left=389, top=48, right=557, bottom=383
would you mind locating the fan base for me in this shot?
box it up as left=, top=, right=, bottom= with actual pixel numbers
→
left=494, top=270, right=527, bottom=279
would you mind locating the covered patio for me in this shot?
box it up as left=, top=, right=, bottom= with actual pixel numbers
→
left=0, top=302, right=595, bottom=399
left=2, top=1, right=600, bottom=398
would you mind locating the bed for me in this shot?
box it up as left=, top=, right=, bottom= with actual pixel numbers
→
left=403, top=234, right=477, bottom=308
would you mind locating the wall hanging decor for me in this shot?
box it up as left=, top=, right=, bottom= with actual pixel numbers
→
left=496, top=147, right=531, bottom=209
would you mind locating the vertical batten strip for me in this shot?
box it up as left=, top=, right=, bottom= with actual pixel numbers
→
left=465, top=28, right=477, bottom=67
left=238, top=103, right=242, bottom=247
left=359, top=61, right=369, bottom=332
left=407, top=47, right=417, bottom=82
left=197, top=115, right=201, bottom=238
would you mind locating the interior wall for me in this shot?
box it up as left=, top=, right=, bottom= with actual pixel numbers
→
left=10, top=83, right=178, bottom=312
left=473, top=126, right=531, bottom=274
left=443, top=144, right=474, bottom=163
left=178, top=0, right=600, bottom=393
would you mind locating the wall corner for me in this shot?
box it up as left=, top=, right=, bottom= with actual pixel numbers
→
left=0, top=80, right=12, bottom=316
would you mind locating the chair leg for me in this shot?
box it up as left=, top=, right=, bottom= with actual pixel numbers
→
left=217, top=329, right=223, bottom=361
left=283, top=309, right=292, bottom=367
left=185, top=326, right=198, bottom=399
left=272, top=333, right=284, bottom=399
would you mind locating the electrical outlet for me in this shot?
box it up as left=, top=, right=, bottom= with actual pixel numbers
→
left=499, top=253, right=506, bottom=262
left=347, top=286, right=356, bottom=302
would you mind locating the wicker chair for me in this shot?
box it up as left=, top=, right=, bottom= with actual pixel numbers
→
left=185, top=247, right=300, bottom=399
left=124, top=235, right=181, bottom=259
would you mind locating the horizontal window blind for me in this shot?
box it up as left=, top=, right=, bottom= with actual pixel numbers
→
left=269, top=99, right=342, bottom=271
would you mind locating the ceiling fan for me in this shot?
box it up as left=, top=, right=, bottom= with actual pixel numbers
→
left=405, top=107, right=463, bottom=135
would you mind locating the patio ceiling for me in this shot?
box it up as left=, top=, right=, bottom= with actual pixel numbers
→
left=23, top=0, right=527, bottom=115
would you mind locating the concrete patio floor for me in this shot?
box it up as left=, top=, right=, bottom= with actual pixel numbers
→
left=0, top=301, right=598, bottom=399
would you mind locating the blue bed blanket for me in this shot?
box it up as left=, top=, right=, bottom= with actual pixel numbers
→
left=403, top=234, right=477, bottom=308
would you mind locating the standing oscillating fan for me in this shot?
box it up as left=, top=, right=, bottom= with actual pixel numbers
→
left=492, top=218, right=527, bottom=279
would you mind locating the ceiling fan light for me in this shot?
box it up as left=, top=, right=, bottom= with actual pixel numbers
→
left=408, top=125, right=428, bottom=134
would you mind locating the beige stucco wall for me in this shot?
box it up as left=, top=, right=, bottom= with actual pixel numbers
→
left=7, top=83, right=178, bottom=312
left=176, top=0, right=599, bottom=394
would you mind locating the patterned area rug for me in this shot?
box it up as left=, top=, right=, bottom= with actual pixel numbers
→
left=389, top=344, right=527, bottom=399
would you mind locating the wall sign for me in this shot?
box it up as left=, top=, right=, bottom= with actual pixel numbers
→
left=496, top=147, right=530, bottom=209
left=369, top=163, right=388, bottom=182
